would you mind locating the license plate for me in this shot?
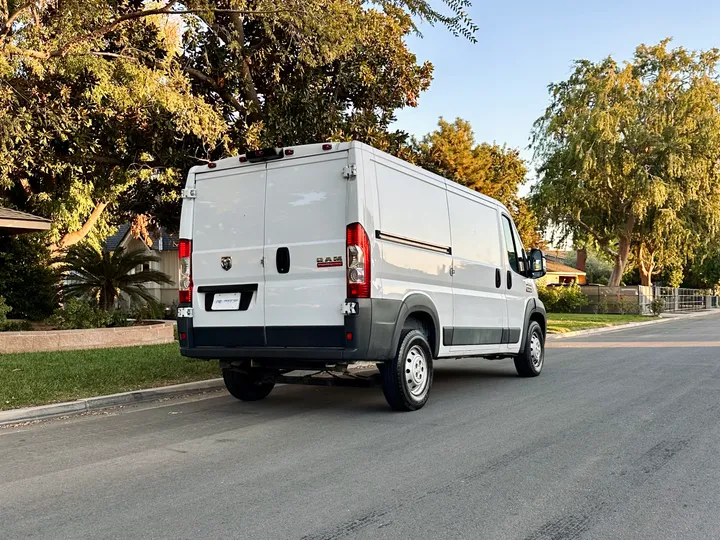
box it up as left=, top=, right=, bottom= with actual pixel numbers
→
left=211, top=292, right=241, bottom=311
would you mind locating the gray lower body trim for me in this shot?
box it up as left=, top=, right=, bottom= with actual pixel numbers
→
left=443, top=326, right=521, bottom=346
left=179, top=298, right=404, bottom=363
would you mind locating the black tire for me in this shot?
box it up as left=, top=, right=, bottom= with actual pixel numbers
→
left=222, top=369, right=275, bottom=401
left=381, top=329, right=434, bottom=411
left=514, top=321, right=544, bottom=377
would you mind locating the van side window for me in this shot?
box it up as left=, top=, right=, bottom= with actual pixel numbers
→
left=502, top=215, right=520, bottom=273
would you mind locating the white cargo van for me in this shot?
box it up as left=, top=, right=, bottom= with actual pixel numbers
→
left=177, top=142, right=548, bottom=411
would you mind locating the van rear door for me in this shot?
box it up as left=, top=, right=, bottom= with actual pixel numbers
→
left=191, top=166, right=266, bottom=344
left=263, top=152, right=349, bottom=347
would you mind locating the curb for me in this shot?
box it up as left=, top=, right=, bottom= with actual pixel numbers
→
left=0, top=378, right=224, bottom=427
left=547, top=309, right=720, bottom=341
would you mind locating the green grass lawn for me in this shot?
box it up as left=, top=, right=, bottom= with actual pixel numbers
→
left=547, top=313, right=650, bottom=334
left=0, top=343, right=220, bottom=411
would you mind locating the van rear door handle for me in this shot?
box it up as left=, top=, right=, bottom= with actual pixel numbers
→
left=276, top=247, right=290, bottom=274
left=495, top=268, right=501, bottom=288
left=507, top=270, right=512, bottom=289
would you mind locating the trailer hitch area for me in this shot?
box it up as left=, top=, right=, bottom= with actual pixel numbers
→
left=275, top=370, right=382, bottom=388
left=221, top=360, right=381, bottom=387
left=275, top=363, right=382, bottom=388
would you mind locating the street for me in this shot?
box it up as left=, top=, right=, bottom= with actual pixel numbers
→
left=2, top=314, right=720, bottom=540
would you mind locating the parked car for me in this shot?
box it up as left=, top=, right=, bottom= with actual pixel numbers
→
left=177, top=142, right=547, bottom=411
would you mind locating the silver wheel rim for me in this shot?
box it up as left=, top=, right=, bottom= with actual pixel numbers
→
left=530, top=332, right=543, bottom=369
left=405, top=345, right=429, bottom=399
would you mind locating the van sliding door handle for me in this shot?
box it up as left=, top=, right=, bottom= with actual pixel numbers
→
left=495, top=268, right=501, bottom=288
left=507, top=270, right=512, bottom=289
left=276, top=247, right=290, bottom=274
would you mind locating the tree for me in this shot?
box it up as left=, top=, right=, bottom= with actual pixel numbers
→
left=411, top=118, right=544, bottom=247
left=531, top=40, right=720, bottom=287
left=0, top=0, right=477, bottom=246
left=0, top=234, right=58, bottom=319
left=58, top=244, right=172, bottom=310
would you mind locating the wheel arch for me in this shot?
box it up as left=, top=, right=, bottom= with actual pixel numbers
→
left=518, top=298, right=547, bottom=355
left=390, top=294, right=441, bottom=358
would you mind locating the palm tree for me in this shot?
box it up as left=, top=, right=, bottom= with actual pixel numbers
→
left=58, top=243, right=172, bottom=311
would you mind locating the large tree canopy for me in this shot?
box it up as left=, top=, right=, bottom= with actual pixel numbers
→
left=531, top=40, right=720, bottom=287
left=0, top=0, right=476, bottom=248
left=411, top=118, right=543, bottom=247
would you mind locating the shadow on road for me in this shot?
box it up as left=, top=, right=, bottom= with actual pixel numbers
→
left=202, top=361, right=525, bottom=417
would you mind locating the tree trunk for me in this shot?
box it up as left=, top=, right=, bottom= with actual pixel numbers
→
left=638, top=244, right=655, bottom=288
left=608, top=235, right=631, bottom=287
left=639, top=266, right=653, bottom=287
left=228, top=12, right=262, bottom=123
left=50, top=201, right=107, bottom=255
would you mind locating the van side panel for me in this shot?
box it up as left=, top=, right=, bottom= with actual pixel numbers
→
left=372, top=153, right=454, bottom=357
left=446, top=188, right=508, bottom=355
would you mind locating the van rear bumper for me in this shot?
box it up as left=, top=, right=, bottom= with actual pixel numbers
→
left=178, top=298, right=402, bottom=363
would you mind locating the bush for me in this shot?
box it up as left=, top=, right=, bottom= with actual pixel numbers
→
left=0, top=295, right=11, bottom=325
left=537, top=285, right=560, bottom=311
left=618, top=296, right=641, bottom=315
left=50, top=298, right=130, bottom=330
left=650, top=297, right=665, bottom=316
left=0, top=235, right=58, bottom=320
left=0, top=297, right=33, bottom=331
left=1, top=320, right=33, bottom=332
left=538, top=284, right=589, bottom=313
left=131, top=301, right=166, bottom=321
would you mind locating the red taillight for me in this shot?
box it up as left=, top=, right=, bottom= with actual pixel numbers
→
left=207, top=162, right=217, bottom=169
left=346, top=223, right=371, bottom=298
left=322, top=143, right=332, bottom=151
left=239, top=156, right=248, bottom=163
left=179, top=239, right=191, bottom=258
left=179, top=239, right=192, bottom=304
left=284, top=149, right=294, bottom=156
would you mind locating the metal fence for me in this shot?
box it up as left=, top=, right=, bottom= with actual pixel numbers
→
left=578, top=286, right=647, bottom=314
left=653, top=287, right=713, bottom=313
left=578, top=285, right=718, bottom=315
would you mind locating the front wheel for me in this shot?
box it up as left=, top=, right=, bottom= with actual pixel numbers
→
left=222, top=368, right=276, bottom=401
left=381, top=330, right=434, bottom=411
left=514, top=321, right=544, bottom=377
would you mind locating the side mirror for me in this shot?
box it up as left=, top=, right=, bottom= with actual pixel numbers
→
left=528, top=249, right=546, bottom=279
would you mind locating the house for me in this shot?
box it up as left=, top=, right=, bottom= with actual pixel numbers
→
left=0, top=207, right=51, bottom=235
left=105, top=224, right=179, bottom=306
left=544, top=260, right=587, bottom=285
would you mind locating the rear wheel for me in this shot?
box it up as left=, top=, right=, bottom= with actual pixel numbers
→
left=381, top=330, right=434, bottom=411
left=514, top=321, right=544, bottom=377
left=222, top=368, right=276, bottom=401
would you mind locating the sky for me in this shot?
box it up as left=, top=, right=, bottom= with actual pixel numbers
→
left=393, top=0, right=720, bottom=180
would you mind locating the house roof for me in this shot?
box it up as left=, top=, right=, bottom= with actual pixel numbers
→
left=0, top=207, right=51, bottom=234
left=105, top=223, right=131, bottom=251
left=546, top=260, right=586, bottom=275
left=104, top=223, right=178, bottom=252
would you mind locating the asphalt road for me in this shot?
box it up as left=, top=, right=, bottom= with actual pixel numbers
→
left=2, top=314, right=720, bottom=540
